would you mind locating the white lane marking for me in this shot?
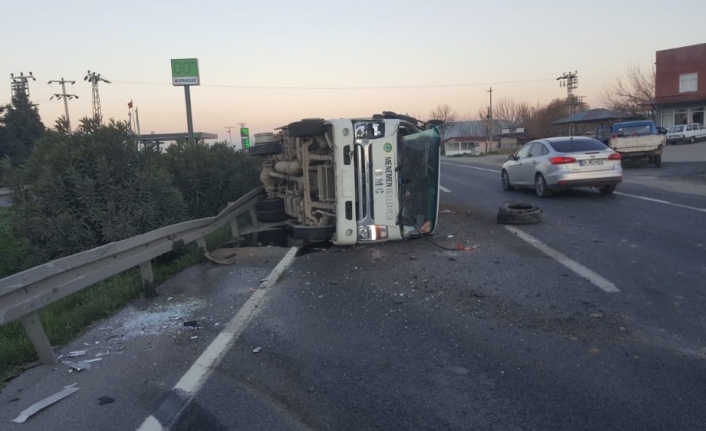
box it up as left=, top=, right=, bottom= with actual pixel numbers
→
left=137, top=246, right=300, bottom=431
left=614, top=191, right=706, bottom=213
left=505, top=226, right=620, bottom=293
left=439, top=186, right=451, bottom=193
left=442, top=162, right=501, bottom=173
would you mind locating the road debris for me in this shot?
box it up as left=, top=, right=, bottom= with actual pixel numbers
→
left=66, top=350, right=87, bottom=358
left=97, top=396, right=115, bottom=406
left=455, top=244, right=480, bottom=251
left=253, top=347, right=262, bottom=354
left=440, top=209, right=453, bottom=214
left=10, top=384, right=80, bottom=424
left=183, top=320, right=199, bottom=329
left=62, top=358, right=103, bottom=372
left=205, top=248, right=239, bottom=265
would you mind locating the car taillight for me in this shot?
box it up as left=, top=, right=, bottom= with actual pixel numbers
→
left=608, top=153, right=621, bottom=160
left=548, top=156, right=577, bottom=165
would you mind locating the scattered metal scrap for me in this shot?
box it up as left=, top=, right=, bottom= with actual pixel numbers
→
left=10, top=384, right=80, bottom=424
left=204, top=248, right=239, bottom=265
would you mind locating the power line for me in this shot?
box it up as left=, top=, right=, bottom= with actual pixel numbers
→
left=48, top=78, right=78, bottom=133
left=111, top=77, right=556, bottom=91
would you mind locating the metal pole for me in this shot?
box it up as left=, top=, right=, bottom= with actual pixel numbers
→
left=61, top=81, right=71, bottom=133
left=184, top=85, right=194, bottom=144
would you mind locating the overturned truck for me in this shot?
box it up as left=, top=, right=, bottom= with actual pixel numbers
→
left=248, top=112, right=442, bottom=245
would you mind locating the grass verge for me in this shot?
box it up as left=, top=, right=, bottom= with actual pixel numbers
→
left=0, top=223, right=239, bottom=383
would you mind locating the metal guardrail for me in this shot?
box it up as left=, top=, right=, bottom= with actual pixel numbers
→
left=0, top=187, right=266, bottom=365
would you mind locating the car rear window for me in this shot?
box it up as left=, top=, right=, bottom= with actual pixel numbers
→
left=548, top=139, right=608, bottom=153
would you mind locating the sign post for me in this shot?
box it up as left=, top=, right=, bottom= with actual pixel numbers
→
left=171, top=58, right=200, bottom=144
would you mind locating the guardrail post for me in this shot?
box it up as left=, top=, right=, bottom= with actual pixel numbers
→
left=140, top=261, right=156, bottom=298
left=249, top=207, right=260, bottom=245
left=196, top=237, right=207, bottom=261
left=230, top=220, right=240, bottom=245
left=20, top=312, right=56, bottom=365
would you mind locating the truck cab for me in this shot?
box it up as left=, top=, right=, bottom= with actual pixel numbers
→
left=250, top=113, right=441, bottom=245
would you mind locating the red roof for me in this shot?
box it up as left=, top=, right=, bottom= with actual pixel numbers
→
left=443, top=136, right=488, bottom=143
left=643, top=92, right=706, bottom=106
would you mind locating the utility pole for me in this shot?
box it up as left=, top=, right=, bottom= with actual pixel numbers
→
left=48, top=78, right=78, bottom=133
left=225, top=126, right=236, bottom=146
left=486, top=87, right=493, bottom=153
left=10, top=72, right=36, bottom=98
left=557, top=71, right=583, bottom=135
left=84, top=70, right=111, bottom=119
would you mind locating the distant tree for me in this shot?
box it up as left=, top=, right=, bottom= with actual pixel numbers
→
left=0, top=92, right=46, bottom=182
left=477, top=97, right=537, bottom=129
left=428, top=104, right=458, bottom=122
left=600, top=63, right=655, bottom=118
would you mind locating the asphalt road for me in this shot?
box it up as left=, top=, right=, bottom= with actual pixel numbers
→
left=2, top=145, right=706, bottom=430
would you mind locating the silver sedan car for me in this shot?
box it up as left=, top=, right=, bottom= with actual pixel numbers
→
left=501, top=137, right=623, bottom=197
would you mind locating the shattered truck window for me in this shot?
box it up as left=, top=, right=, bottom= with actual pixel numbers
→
left=398, top=127, right=441, bottom=237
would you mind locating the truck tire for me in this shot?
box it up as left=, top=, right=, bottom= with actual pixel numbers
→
left=654, top=154, right=662, bottom=167
left=291, top=224, right=335, bottom=242
left=288, top=119, right=326, bottom=137
left=256, top=208, right=288, bottom=222
left=248, top=142, right=282, bottom=156
left=496, top=201, right=542, bottom=225
left=256, top=198, right=285, bottom=211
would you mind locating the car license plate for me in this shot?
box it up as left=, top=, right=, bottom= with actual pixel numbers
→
left=580, top=159, right=604, bottom=166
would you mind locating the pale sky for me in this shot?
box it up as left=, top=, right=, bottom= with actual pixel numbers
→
left=1, top=0, right=704, bottom=144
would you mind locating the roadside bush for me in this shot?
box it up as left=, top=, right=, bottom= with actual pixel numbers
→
left=1, top=117, right=187, bottom=264
left=162, top=141, right=260, bottom=218
left=0, top=208, right=27, bottom=278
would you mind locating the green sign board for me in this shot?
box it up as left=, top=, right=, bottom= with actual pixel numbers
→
left=240, top=127, right=250, bottom=148
left=171, top=58, right=200, bottom=86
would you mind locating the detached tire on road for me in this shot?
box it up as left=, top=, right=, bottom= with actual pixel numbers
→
left=288, top=119, right=327, bottom=137
left=248, top=142, right=282, bottom=156
left=496, top=201, right=542, bottom=225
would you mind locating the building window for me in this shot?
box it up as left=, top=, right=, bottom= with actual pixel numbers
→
left=661, top=109, right=674, bottom=128
left=675, top=108, right=688, bottom=125
left=679, top=73, right=698, bottom=93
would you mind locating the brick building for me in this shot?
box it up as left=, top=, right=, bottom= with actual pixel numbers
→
left=647, top=43, right=706, bottom=128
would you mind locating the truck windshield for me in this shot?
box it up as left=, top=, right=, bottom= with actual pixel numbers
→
left=398, top=127, right=441, bottom=236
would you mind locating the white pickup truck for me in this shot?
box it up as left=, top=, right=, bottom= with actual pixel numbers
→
left=666, top=123, right=706, bottom=145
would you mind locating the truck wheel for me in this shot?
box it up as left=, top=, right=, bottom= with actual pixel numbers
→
left=248, top=142, right=282, bottom=156
left=256, top=208, right=288, bottom=222
left=501, top=170, right=514, bottom=191
left=291, top=224, right=335, bottom=242
left=288, top=119, right=327, bottom=137
left=599, top=184, right=616, bottom=194
left=654, top=155, right=662, bottom=167
left=535, top=174, right=552, bottom=198
left=256, top=198, right=285, bottom=211
left=496, top=201, right=542, bottom=225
